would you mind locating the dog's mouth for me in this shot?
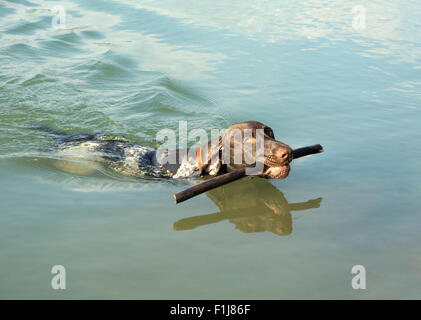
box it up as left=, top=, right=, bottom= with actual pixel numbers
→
left=262, top=154, right=291, bottom=179
left=262, top=164, right=290, bottom=179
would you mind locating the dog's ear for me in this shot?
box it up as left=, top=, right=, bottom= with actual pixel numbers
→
left=197, top=136, right=223, bottom=176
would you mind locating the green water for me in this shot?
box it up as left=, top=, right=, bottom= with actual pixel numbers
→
left=1, top=0, right=421, bottom=299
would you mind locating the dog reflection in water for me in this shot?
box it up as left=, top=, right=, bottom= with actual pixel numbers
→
left=173, top=178, right=322, bottom=236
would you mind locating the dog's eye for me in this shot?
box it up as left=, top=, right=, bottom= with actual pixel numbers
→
left=264, top=127, right=274, bottom=138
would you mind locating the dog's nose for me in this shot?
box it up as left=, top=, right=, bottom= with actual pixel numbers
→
left=277, top=148, right=291, bottom=162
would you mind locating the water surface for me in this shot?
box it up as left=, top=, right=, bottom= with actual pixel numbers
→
left=1, top=0, right=421, bottom=299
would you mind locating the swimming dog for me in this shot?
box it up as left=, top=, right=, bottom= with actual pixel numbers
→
left=41, top=121, right=293, bottom=179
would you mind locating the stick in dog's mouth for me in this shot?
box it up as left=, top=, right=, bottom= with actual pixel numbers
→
left=173, top=144, right=324, bottom=204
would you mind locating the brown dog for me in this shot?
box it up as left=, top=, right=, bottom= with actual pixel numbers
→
left=199, top=120, right=292, bottom=179
left=49, top=121, right=293, bottom=179
left=154, top=120, right=293, bottom=179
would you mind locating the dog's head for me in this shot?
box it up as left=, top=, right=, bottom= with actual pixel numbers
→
left=199, top=121, right=293, bottom=179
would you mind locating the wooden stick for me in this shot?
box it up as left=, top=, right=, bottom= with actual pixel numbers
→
left=290, top=144, right=324, bottom=160
left=173, top=168, right=247, bottom=204
left=173, top=144, right=323, bottom=204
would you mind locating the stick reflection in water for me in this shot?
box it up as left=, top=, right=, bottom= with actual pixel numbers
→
left=174, top=178, right=322, bottom=236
